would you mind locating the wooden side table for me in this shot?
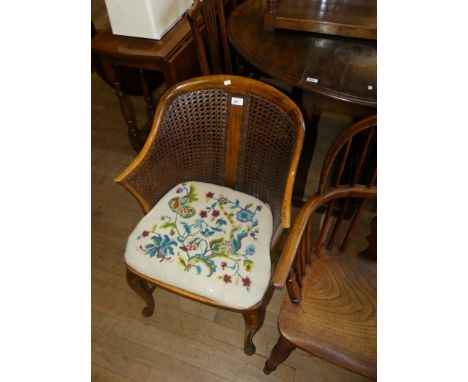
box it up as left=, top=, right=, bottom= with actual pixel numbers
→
left=92, top=18, right=200, bottom=152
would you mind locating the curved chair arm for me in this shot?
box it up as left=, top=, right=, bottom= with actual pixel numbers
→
left=114, top=88, right=184, bottom=214
left=271, top=185, right=377, bottom=289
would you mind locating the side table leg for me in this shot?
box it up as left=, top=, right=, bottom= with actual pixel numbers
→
left=114, top=80, right=141, bottom=152
left=100, top=57, right=141, bottom=152
left=139, top=69, right=156, bottom=137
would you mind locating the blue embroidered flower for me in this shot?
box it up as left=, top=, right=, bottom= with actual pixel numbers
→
left=145, top=234, right=177, bottom=261
left=236, top=208, right=254, bottom=222
left=245, top=244, right=256, bottom=256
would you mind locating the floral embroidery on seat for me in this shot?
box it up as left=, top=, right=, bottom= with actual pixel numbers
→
left=135, top=182, right=264, bottom=291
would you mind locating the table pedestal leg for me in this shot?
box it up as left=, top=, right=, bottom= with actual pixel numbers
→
left=292, top=103, right=319, bottom=206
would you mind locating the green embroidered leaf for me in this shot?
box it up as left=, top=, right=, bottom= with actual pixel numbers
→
left=192, top=254, right=216, bottom=276
left=181, top=222, right=191, bottom=234
left=201, top=230, right=215, bottom=237
left=209, top=237, right=224, bottom=249
left=160, top=222, right=177, bottom=229
left=187, top=184, right=199, bottom=202
left=245, top=203, right=253, bottom=209
left=177, top=256, right=186, bottom=267
left=208, top=251, right=230, bottom=259
left=151, top=224, right=158, bottom=232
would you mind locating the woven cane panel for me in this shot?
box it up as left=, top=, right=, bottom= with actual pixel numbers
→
left=125, top=89, right=229, bottom=209
left=236, top=94, right=296, bottom=231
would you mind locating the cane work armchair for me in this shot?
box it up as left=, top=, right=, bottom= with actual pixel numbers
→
left=115, top=75, right=305, bottom=355
left=264, top=116, right=377, bottom=379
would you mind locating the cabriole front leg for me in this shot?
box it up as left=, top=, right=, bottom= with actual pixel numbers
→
left=126, top=269, right=155, bottom=317
left=242, top=305, right=266, bottom=356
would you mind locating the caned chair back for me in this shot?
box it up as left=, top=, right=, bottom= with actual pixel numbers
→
left=115, top=75, right=305, bottom=232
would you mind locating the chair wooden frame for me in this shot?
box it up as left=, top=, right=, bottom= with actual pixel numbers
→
left=264, top=186, right=377, bottom=378
left=115, top=75, right=305, bottom=355
left=187, top=0, right=233, bottom=75
left=264, top=115, right=377, bottom=378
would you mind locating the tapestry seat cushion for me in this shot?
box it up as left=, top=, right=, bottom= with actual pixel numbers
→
left=125, top=181, right=273, bottom=309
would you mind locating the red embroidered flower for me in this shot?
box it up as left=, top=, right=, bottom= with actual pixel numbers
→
left=212, top=209, right=220, bottom=217
left=256, top=205, right=262, bottom=211
left=223, top=274, right=232, bottom=283
left=199, top=210, right=208, bottom=218
left=221, top=261, right=227, bottom=270
left=176, top=188, right=183, bottom=193
left=142, top=230, right=150, bottom=237
left=179, top=245, right=188, bottom=252
left=242, top=277, right=252, bottom=287
left=206, top=192, right=214, bottom=198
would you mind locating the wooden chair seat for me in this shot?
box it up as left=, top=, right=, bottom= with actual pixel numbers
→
left=278, top=252, right=376, bottom=378
left=125, top=181, right=274, bottom=309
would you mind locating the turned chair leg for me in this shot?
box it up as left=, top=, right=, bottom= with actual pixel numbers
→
left=242, top=305, right=267, bottom=356
left=264, top=334, right=296, bottom=374
left=126, top=270, right=155, bottom=317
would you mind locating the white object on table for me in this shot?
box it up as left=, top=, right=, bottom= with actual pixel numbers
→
left=104, top=0, right=194, bottom=40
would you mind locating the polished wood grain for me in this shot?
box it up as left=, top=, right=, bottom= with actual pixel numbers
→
left=228, top=0, right=377, bottom=202
left=277, top=254, right=376, bottom=378
left=91, top=18, right=200, bottom=151
left=224, top=97, right=244, bottom=188
left=228, top=0, right=377, bottom=108
left=263, top=117, right=377, bottom=379
left=360, top=216, right=376, bottom=260
left=92, top=22, right=164, bottom=97
left=265, top=186, right=377, bottom=379
left=187, top=0, right=233, bottom=75
left=264, top=0, right=376, bottom=40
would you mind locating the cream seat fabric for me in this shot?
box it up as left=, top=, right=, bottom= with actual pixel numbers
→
left=125, top=181, right=273, bottom=309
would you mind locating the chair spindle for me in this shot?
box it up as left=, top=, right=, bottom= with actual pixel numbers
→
left=351, top=126, right=375, bottom=186
left=340, top=198, right=366, bottom=251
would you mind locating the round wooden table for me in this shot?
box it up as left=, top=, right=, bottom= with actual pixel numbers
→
left=227, top=0, right=377, bottom=201
left=227, top=0, right=377, bottom=112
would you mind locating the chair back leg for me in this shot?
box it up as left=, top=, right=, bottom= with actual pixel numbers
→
left=264, top=334, right=296, bottom=374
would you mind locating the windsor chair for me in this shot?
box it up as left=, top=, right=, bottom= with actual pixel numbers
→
left=264, top=115, right=377, bottom=379
left=115, top=75, right=304, bottom=355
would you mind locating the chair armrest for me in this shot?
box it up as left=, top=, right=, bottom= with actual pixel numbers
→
left=271, top=193, right=323, bottom=288
left=271, top=185, right=377, bottom=289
